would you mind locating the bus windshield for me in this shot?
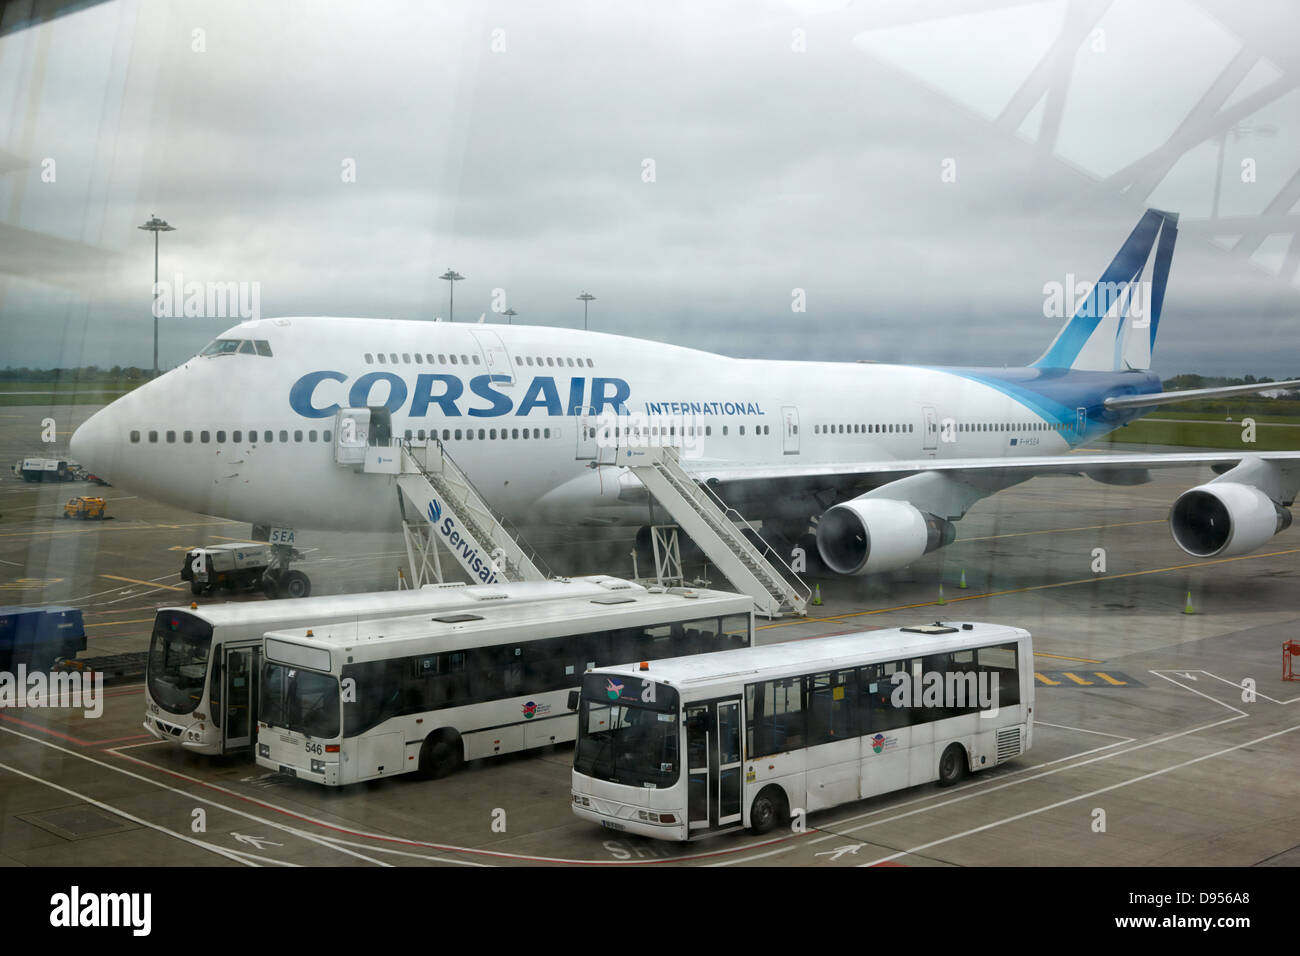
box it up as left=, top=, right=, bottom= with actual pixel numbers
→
left=260, top=662, right=340, bottom=738
left=574, top=674, right=679, bottom=789
left=147, top=612, right=213, bottom=715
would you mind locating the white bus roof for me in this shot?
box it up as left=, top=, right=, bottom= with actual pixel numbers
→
left=589, top=622, right=1030, bottom=688
left=264, top=586, right=754, bottom=665
left=158, top=575, right=659, bottom=628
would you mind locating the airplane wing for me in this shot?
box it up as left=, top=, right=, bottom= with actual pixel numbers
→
left=1102, top=378, right=1300, bottom=410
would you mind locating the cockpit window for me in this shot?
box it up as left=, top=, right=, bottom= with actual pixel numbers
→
left=200, top=338, right=273, bottom=358
left=200, top=339, right=241, bottom=356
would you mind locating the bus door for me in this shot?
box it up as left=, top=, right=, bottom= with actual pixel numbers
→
left=686, top=697, right=743, bottom=832
left=223, top=646, right=257, bottom=750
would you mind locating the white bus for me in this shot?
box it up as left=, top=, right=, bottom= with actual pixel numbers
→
left=254, top=585, right=754, bottom=785
left=570, top=622, right=1033, bottom=841
left=145, top=576, right=658, bottom=755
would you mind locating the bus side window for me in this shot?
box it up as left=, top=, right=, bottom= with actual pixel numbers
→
left=746, top=676, right=804, bottom=757
left=806, top=671, right=855, bottom=745
left=978, top=643, right=1020, bottom=708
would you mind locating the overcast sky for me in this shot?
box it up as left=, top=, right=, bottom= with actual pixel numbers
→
left=1, top=0, right=1298, bottom=376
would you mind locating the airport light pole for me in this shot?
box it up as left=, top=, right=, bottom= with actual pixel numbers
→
left=138, top=214, right=176, bottom=376
left=577, top=291, right=595, bottom=330
left=503, top=307, right=517, bottom=325
left=440, top=269, right=464, bottom=322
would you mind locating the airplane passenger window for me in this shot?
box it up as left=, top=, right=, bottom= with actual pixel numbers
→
left=323, top=431, right=332, bottom=442
left=515, top=356, right=523, bottom=365
left=439, top=354, right=446, bottom=363
left=183, top=431, right=192, bottom=443
left=309, top=430, right=317, bottom=441
left=526, top=357, right=534, bottom=365
left=739, top=426, right=745, bottom=436
left=472, top=356, right=479, bottom=364
left=490, top=428, right=497, bottom=439
left=404, top=429, right=412, bottom=440
left=454, top=429, right=462, bottom=440
left=543, top=428, right=550, bottom=438
left=130, top=430, right=140, bottom=443
left=389, top=354, right=398, bottom=363
left=461, top=355, right=469, bottom=364
left=293, top=430, right=303, bottom=442
left=585, top=359, right=593, bottom=367
left=216, top=430, right=226, bottom=442
left=200, top=431, right=210, bottom=443
left=148, top=430, right=158, bottom=442
left=426, top=354, right=434, bottom=363
left=512, top=428, right=520, bottom=439
left=232, top=430, right=241, bottom=443
left=365, top=353, right=373, bottom=363
left=566, top=358, right=574, bottom=367
left=264, top=430, right=273, bottom=442
left=450, top=355, right=458, bottom=364
left=402, top=354, right=410, bottom=363
left=279, top=430, right=288, bottom=442
left=442, top=429, right=450, bottom=440
left=546, top=358, right=553, bottom=366
left=377, top=354, right=387, bottom=364
left=477, top=429, right=485, bottom=439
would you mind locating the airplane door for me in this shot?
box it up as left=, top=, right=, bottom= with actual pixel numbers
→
left=333, top=408, right=370, bottom=465
left=576, top=405, right=598, bottom=460
left=471, top=330, right=515, bottom=386
left=781, top=406, right=799, bottom=455
left=922, top=406, right=938, bottom=454
left=1075, top=406, right=1087, bottom=438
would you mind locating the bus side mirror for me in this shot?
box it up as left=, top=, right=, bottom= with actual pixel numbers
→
left=567, top=690, right=579, bottom=711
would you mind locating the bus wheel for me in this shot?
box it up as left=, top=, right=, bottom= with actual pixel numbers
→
left=418, top=731, right=462, bottom=780
left=281, top=570, right=311, bottom=599
left=938, top=744, right=967, bottom=787
left=748, top=786, right=788, bottom=835
left=190, top=581, right=205, bottom=596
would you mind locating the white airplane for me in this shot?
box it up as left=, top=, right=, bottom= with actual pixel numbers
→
left=72, top=209, right=1300, bottom=596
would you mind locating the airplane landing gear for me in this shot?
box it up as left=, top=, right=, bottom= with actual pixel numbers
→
left=260, top=541, right=311, bottom=600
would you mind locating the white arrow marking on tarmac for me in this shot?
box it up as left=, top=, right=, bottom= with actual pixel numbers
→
left=1174, top=671, right=1198, bottom=680
left=814, top=844, right=863, bottom=862
left=233, top=833, right=285, bottom=851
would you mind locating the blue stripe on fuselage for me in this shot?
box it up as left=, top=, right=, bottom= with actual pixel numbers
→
left=927, top=366, right=1162, bottom=445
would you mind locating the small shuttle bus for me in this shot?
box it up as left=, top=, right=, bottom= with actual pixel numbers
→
left=570, top=622, right=1033, bottom=841
left=254, top=583, right=754, bottom=785
left=145, top=576, right=660, bottom=755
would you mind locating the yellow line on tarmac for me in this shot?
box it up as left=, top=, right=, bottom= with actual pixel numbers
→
left=1035, top=673, right=1062, bottom=686
left=962, top=519, right=1166, bottom=543
left=1095, top=672, right=1128, bottom=686
left=100, top=574, right=183, bottom=591
left=85, top=617, right=156, bottom=629
left=1034, top=651, right=1105, bottom=664
left=1062, top=672, right=1094, bottom=685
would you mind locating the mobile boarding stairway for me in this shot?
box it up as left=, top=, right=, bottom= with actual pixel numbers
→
left=336, top=408, right=549, bottom=587
left=619, top=444, right=809, bottom=619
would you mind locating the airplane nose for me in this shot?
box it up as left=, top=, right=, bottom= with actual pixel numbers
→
left=70, top=407, right=116, bottom=479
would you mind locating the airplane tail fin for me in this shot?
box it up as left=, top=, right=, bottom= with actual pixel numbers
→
left=1033, top=208, right=1178, bottom=371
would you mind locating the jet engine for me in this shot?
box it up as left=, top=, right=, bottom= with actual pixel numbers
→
left=816, top=498, right=956, bottom=575
left=1169, top=482, right=1293, bottom=558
